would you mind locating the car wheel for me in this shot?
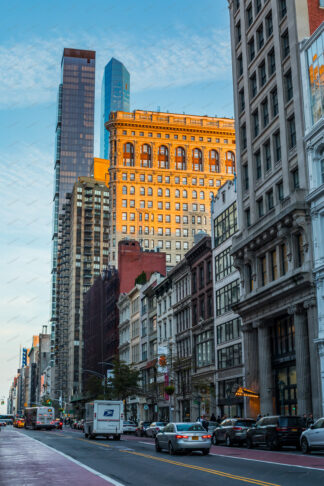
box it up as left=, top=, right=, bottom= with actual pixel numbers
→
left=266, top=437, right=278, bottom=451
left=225, top=435, right=233, bottom=447
left=84, top=433, right=89, bottom=439
left=202, top=449, right=210, bottom=455
left=212, top=434, right=218, bottom=445
left=246, top=437, right=253, bottom=449
left=155, top=439, right=162, bottom=452
left=301, top=438, right=310, bottom=454
left=168, top=442, right=176, bottom=455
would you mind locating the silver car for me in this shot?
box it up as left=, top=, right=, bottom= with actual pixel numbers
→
left=300, top=417, right=324, bottom=453
left=155, top=422, right=212, bottom=455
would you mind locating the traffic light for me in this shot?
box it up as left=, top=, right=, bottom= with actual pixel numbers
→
left=22, top=348, right=27, bottom=367
left=46, top=399, right=52, bottom=405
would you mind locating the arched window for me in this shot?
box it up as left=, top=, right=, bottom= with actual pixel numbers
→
left=140, top=144, right=152, bottom=168
left=209, top=150, right=220, bottom=172
left=158, top=145, right=169, bottom=169
left=192, top=190, right=197, bottom=199
left=192, top=148, right=203, bottom=171
left=183, top=189, right=188, bottom=198
left=165, top=188, right=170, bottom=197
left=122, top=185, right=127, bottom=195
left=175, top=147, right=186, bottom=170
left=130, top=186, right=135, bottom=195
left=158, top=188, right=163, bottom=196
left=175, top=189, right=180, bottom=198
left=225, top=151, right=235, bottom=174
left=147, top=187, right=153, bottom=196
left=123, top=143, right=134, bottom=166
left=140, top=187, right=145, bottom=195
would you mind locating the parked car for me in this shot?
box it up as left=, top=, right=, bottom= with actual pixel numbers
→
left=123, top=420, right=137, bottom=434
left=155, top=422, right=212, bottom=455
left=300, top=417, right=324, bottom=454
left=0, top=420, right=7, bottom=427
left=136, top=421, right=151, bottom=437
left=145, top=422, right=167, bottom=438
left=213, top=418, right=255, bottom=446
left=207, top=421, right=221, bottom=435
left=246, top=415, right=305, bottom=450
left=78, top=419, right=84, bottom=431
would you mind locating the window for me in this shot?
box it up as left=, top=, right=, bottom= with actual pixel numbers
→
left=214, top=203, right=238, bottom=246
left=252, top=110, right=259, bottom=138
left=217, top=318, right=241, bottom=345
left=268, top=49, right=276, bottom=75
left=255, top=150, right=262, bottom=179
left=236, top=21, right=241, bottom=44
left=296, top=233, right=304, bottom=266
left=158, top=145, right=169, bottom=169
left=218, top=343, right=242, bottom=369
left=250, top=73, right=257, bottom=97
left=279, top=0, right=287, bottom=19
left=239, top=89, right=245, bottom=113
left=280, top=243, right=288, bottom=275
left=141, top=343, right=147, bottom=361
left=273, top=131, right=281, bottom=162
left=122, top=212, right=127, bottom=221
left=257, top=198, right=264, bottom=217
left=209, top=150, right=220, bottom=172
left=196, top=331, right=214, bottom=367
left=123, top=142, right=134, bottom=166
left=122, top=173, right=127, bottom=181
left=243, top=164, right=249, bottom=190
left=140, top=144, right=152, bottom=167
left=260, top=255, right=267, bottom=286
left=241, top=124, right=247, bottom=149
left=288, top=116, right=296, bottom=149
left=281, top=31, right=289, bottom=59
left=237, top=54, right=243, bottom=76
left=175, top=147, right=186, bottom=170
left=216, top=280, right=240, bottom=316
left=257, top=24, right=264, bottom=50
left=246, top=3, right=253, bottom=26
left=259, top=62, right=266, bottom=86
left=267, top=189, right=274, bottom=210
left=122, top=185, right=127, bottom=195
left=245, top=208, right=251, bottom=227
left=249, top=37, right=255, bottom=62
left=285, top=70, right=293, bottom=102
left=199, top=191, right=205, bottom=200
left=271, top=88, right=278, bottom=117
left=262, top=98, right=269, bottom=126
left=122, top=199, right=127, bottom=208
left=192, top=148, right=203, bottom=171
left=277, top=180, right=284, bottom=201
left=270, top=249, right=278, bottom=281
left=183, top=189, right=188, bottom=198
left=225, top=151, right=235, bottom=174
left=292, top=168, right=299, bottom=189
left=266, top=11, right=273, bottom=37
left=215, top=248, right=234, bottom=281
left=264, top=140, right=271, bottom=171
left=122, top=225, right=127, bottom=234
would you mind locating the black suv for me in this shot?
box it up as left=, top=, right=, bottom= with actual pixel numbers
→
left=246, top=415, right=305, bottom=450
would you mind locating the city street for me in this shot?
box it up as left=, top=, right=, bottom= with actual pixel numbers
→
left=1, top=426, right=323, bottom=486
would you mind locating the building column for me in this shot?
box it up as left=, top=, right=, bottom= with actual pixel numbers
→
left=292, top=305, right=312, bottom=416
left=257, top=322, right=273, bottom=415
left=304, top=298, right=321, bottom=417
left=242, top=322, right=259, bottom=417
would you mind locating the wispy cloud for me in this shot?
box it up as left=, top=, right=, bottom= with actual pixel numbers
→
left=0, top=28, right=231, bottom=109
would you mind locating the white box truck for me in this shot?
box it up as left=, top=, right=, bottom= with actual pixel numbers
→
left=84, top=400, right=124, bottom=440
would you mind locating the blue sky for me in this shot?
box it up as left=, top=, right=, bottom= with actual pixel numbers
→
left=0, top=0, right=234, bottom=409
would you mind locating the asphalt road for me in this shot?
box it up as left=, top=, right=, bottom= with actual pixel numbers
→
left=15, top=427, right=324, bottom=486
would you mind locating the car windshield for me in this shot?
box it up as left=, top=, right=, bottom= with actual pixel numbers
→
left=208, top=422, right=219, bottom=427
left=176, top=423, right=204, bottom=432
left=156, top=422, right=167, bottom=426
left=279, top=417, right=304, bottom=427
left=235, top=420, right=255, bottom=426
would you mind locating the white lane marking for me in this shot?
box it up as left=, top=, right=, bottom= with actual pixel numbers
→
left=139, top=441, right=154, bottom=446
left=17, top=431, right=125, bottom=486
left=209, top=452, right=324, bottom=472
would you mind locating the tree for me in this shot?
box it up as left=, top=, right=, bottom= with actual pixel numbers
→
left=109, top=360, right=142, bottom=417
left=84, top=375, right=107, bottom=400
left=135, top=271, right=147, bottom=285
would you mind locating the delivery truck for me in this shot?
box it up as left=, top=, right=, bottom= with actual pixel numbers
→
left=84, top=400, right=124, bottom=440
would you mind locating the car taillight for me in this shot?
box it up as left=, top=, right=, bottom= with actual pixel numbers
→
left=233, top=427, right=242, bottom=431
left=37, top=421, right=40, bottom=424
left=175, top=435, right=189, bottom=439
left=156, top=427, right=160, bottom=431
left=202, top=435, right=212, bottom=439
left=276, top=427, right=288, bottom=432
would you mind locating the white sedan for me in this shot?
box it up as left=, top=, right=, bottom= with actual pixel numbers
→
left=301, top=417, right=324, bottom=453
left=123, top=421, right=137, bottom=434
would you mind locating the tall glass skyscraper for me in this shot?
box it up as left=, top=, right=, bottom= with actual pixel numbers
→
left=51, top=48, right=95, bottom=360
left=100, top=58, right=130, bottom=159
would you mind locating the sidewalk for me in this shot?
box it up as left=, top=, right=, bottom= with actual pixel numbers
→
left=0, top=427, right=122, bottom=485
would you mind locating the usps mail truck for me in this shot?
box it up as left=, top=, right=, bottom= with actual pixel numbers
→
left=84, top=400, right=124, bottom=440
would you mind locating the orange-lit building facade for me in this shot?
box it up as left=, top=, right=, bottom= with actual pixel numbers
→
left=106, top=110, right=236, bottom=269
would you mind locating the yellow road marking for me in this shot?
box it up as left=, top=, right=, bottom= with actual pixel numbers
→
left=77, top=438, right=280, bottom=486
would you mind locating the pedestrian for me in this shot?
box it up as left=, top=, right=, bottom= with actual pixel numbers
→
left=302, top=414, right=307, bottom=427
left=217, top=415, right=221, bottom=424
left=306, top=413, right=314, bottom=428
left=210, top=413, right=216, bottom=422
left=257, top=414, right=262, bottom=421
left=202, top=415, right=209, bottom=431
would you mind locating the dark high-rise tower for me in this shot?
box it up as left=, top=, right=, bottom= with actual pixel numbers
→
left=51, top=48, right=95, bottom=361
left=100, top=58, right=130, bottom=159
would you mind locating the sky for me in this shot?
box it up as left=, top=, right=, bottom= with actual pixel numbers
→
left=0, top=0, right=234, bottom=412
